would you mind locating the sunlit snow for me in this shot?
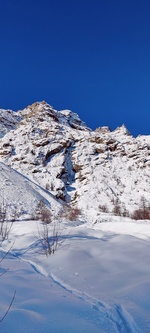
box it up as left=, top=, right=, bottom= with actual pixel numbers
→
left=0, top=102, right=150, bottom=332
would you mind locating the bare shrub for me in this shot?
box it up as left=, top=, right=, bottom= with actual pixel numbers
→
left=131, top=196, right=150, bottom=220
left=112, top=202, right=130, bottom=217
left=0, top=203, right=14, bottom=242
left=131, top=208, right=150, bottom=220
left=63, top=204, right=81, bottom=221
left=128, top=166, right=132, bottom=171
left=98, top=204, right=108, bottom=213
left=34, top=200, right=52, bottom=224
left=45, top=183, right=50, bottom=191
left=41, top=207, right=52, bottom=224
left=112, top=203, right=122, bottom=216
left=121, top=207, right=130, bottom=217
left=36, top=202, right=81, bottom=256
left=45, top=182, right=54, bottom=191
left=35, top=200, right=62, bottom=255
left=50, top=182, right=54, bottom=191
left=37, top=221, right=59, bottom=256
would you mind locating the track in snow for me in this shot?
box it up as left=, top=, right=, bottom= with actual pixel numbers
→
left=21, top=258, right=140, bottom=333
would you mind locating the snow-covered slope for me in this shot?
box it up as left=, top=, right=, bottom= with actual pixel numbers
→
left=1, top=217, right=150, bottom=332
left=0, top=162, right=60, bottom=217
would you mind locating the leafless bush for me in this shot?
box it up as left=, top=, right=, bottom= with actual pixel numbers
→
left=128, top=166, right=132, bottom=171
left=0, top=203, right=14, bottom=242
left=36, top=201, right=81, bottom=256
left=131, top=208, right=150, bottom=220
left=98, top=204, right=108, bottom=213
left=45, top=183, right=50, bottom=191
left=63, top=204, right=82, bottom=221
left=112, top=203, right=122, bottom=216
left=121, top=207, right=130, bottom=217
left=45, top=182, right=55, bottom=191
left=40, top=207, right=52, bottom=224
left=37, top=221, right=60, bottom=256
left=34, top=200, right=62, bottom=255
left=131, top=196, right=150, bottom=220
left=112, top=202, right=130, bottom=217
left=50, top=182, right=54, bottom=191
left=33, top=200, right=52, bottom=223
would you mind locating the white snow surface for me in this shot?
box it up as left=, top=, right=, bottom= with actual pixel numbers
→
left=1, top=217, right=150, bottom=332
left=0, top=102, right=150, bottom=332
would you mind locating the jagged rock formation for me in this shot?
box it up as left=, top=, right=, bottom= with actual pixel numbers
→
left=0, top=101, right=150, bottom=219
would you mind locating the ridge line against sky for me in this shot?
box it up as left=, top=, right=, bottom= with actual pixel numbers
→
left=0, top=0, right=150, bottom=137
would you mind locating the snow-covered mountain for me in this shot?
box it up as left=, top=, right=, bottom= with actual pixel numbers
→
left=0, top=101, right=150, bottom=221
left=1, top=102, right=150, bottom=333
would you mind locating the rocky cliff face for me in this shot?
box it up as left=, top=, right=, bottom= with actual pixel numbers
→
left=0, top=101, right=150, bottom=220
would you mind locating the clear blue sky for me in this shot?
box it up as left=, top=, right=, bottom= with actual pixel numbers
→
left=0, top=0, right=150, bottom=136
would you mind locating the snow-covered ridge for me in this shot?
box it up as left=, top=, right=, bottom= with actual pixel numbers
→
left=0, top=101, right=150, bottom=220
